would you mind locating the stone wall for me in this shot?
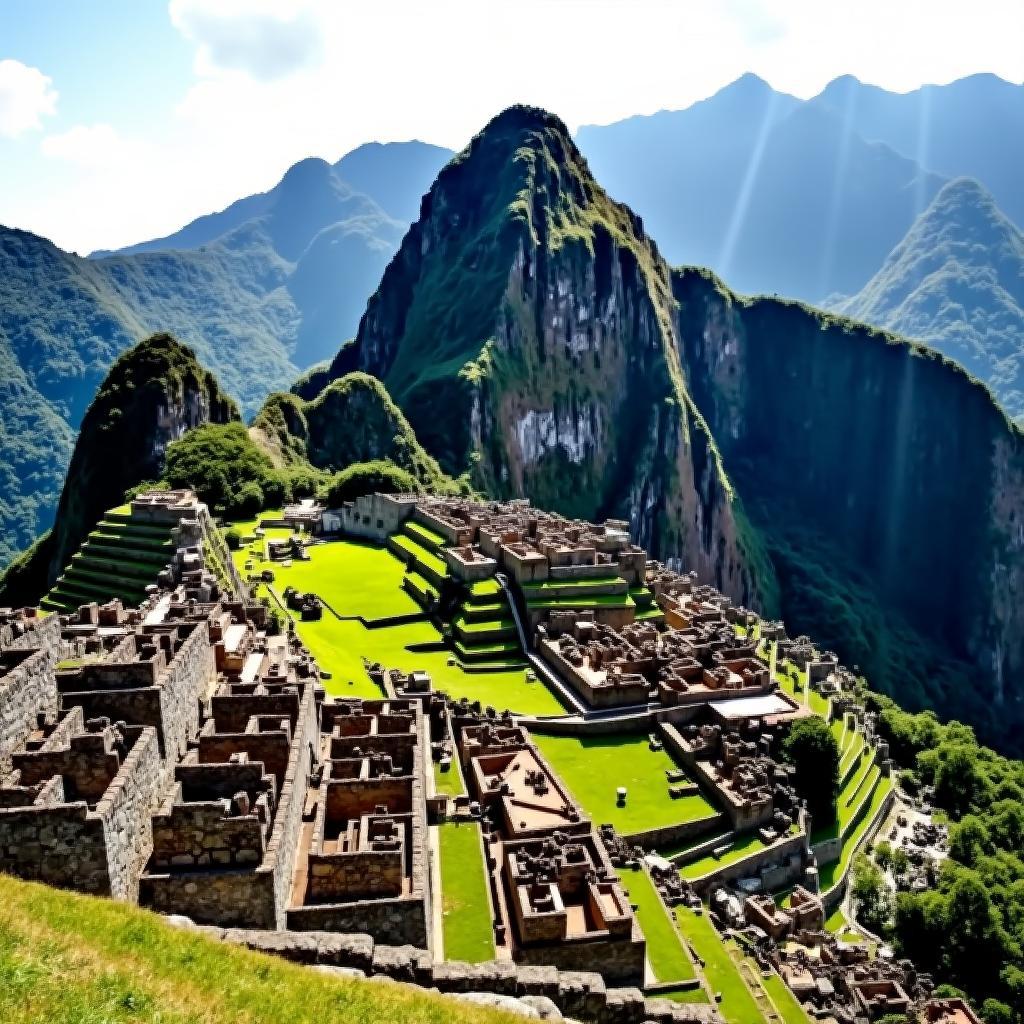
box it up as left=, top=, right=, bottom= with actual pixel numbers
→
left=686, top=829, right=807, bottom=897
left=287, top=895, right=430, bottom=947
left=0, top=646, right=57, bottom=777
left=0, top=725, right=161, bottom=900
left=142, top=686, right=316, bottom=929
left=198, top=927, right=720, bottom=1024
left=336, top=493, right=417, bottom=543
left=515, top=921, right=647, bottom=985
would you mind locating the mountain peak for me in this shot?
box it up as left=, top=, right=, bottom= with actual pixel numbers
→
left=277, top=156, right=334, bottom=192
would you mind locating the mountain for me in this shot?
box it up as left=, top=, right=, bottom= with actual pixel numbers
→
left=0, top=333, right=238, bottom=607
left=836, top=178, right=1024, bottom=418
left=306, top=104, right=1024, bottom=752
left=575, top=74, right=946, bottom=301
left=810, top=73, right=1024, bottom=229
left=318, top=105, right=764, bottom=602
left=334, top=141, right=455, bottom=222
left=0, top=141, right=452, bottom=571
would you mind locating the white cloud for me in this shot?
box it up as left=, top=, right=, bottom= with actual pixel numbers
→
left=0, top=59, right=57, bottom=138
left=41, top=123, right=153, bottom=170
left=169, top=0, right=323, bottom=81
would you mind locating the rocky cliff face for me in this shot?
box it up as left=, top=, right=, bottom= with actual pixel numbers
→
left=0, top=333, right=238, bottom=606
left=673, top=267, right=1024, bottom=748
left=327, top=106, right=764, bottom=606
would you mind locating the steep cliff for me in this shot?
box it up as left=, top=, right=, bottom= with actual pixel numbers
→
left=326, top=106, right=765, bottom=606
left=0, top=333, right=238, bottom=606
left=673, top=267, right=1024, bottom=749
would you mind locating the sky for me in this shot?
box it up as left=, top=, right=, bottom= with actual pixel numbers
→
left=1, top=0, right=1022, bottom=255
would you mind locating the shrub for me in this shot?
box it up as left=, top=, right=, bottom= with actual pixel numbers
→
left=224, top=528, right=241, bottom=550
left=325, top=460, right=419, bottom=506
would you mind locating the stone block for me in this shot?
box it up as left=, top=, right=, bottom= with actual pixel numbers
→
left=600, top=988, right=646, bottom=1024
left=557, top=971, right=607, bottom=1019
left=371, top=943, right=432, bottom=985
left=311, top=932, right=375, bottom=971
left=520, top=995, right=563, bottom=1019
left=516, top=964, right=561, bottom=998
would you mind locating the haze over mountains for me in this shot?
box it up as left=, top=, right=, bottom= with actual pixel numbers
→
left=839, top=178, right=1024, bottom=418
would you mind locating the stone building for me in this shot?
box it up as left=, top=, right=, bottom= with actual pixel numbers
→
left=0, top=706, right=162, bottom=899
left=287, top=699, right=431, bottom=948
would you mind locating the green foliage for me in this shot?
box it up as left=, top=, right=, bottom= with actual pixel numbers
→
left=780, top=716, right=840, bottom=822
left=0, top=333, right=238, bottom=605
left=164, top=423, right=285, bottom=518
left=224, top=528, right=241, bottom=550
left=325, top=461, right=419, bottom=505
left=875, top=693, right=1024, bottom=1016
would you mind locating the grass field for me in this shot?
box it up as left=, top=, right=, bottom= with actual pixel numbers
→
left=817, top=774, right=893, bottom=891
left=675, top=908, right=766, bottom=1024
left=227, top=527, right=564, bottom=715
left=233, top=537, right=420, bottom=621
left=434, top=754, right=466, bottom=797
left=616, top=866, right=695, bottom=983
left=678, top=826, right=798, bottom=881
left=760, top=965, right=812, bottom=1024
left=438, top=823, right=495, bottom=964
left=0, top=874, right=518, bottom=1024
left=533, top=733, right=718, bottom=836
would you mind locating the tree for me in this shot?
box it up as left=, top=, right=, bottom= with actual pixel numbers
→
left=949, top=815, right=992, bottom=867
left=934, top=742, right=991, bottom=816
left=875, top=841, right=894, bottom=872
left=853, top=854, right=892, bottom=933
left=224, top=528, right=241, bottom=551
left=890, top=846, right=911, bottom=887
left=325, top=460, right=419, bottom=506
left=981, top=999, right=1013, bottom=1024
left=781, top=716, right=840, bottom=824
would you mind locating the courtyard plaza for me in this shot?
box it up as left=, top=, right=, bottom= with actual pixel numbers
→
left=227, top=517, right=565, bottom=715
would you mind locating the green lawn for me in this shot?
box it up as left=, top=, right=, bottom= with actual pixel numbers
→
left=675, top=908, right=766, bottom=1024
left=657, top=987, right=710, bottom=1004
left=616, top=866, right=695, bottom=982
left=817, top=775, right=893, bottom=891
left=233, top=537, right=420, bottom=621
left=434, top=754, right=466, bottom=797
left=295, top=615, right=564, bottom=714
left=761, top=967, right=813, bottom=1024
left=438, top=823, right=495, bottom=963
left=678, top=826, right=799, bottom=881
left=391, top=534, right=448, bottom=578
left=533, top=733, right=718, bottom=836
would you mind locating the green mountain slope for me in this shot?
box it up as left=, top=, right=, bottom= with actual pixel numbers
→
left=836, top=178, right=1024, bottom=418
left=0, top=333, right=238, bottom=607
left=0, top=143, right=449, bottom=572
left=326, top=105, right=765, bottom=605
left=0, top=873, right=517, bottom=1024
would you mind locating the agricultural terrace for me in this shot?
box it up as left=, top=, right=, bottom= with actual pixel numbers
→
left=615, top=866, right=698, bottom=986
left=675, top=907, right=767, bottom=1024
left=677, top=825, right=800, bottom=881
left=532, top=733, right=718, bottom=836
left=226, top=517, right=566, bottom=715
left=438, top=822, right=495, bottom=963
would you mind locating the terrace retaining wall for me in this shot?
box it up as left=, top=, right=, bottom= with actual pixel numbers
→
left=191, top=926, right=721, bottom=1024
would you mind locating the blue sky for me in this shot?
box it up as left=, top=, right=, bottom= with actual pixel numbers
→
left=1, top=0, right=1022, bottom=254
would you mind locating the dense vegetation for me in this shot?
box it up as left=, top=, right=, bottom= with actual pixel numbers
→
left=838, top=178, right=1024, bottom=419
left=164, top=423, right=323, bottom=518
left=780, top=717, right=840, bottom=823
left=857, top=695, right=1024, bottom=1022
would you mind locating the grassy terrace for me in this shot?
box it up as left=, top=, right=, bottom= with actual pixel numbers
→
left=229, top=527, right=563, bottom=715
left=438, top=822, right=495, bottom=963
left=391, top=533, right=448, bottom=578
left=761, top=967, right=813, bottom=1024
left=0, top=874, right=517, bottom=1024
left=616, top=866, right=696, bottom=983
left=404, top=520, right=448, bottom=550
left=678, top=826, right=800, bottom=881
left=817, top=773, right=893, bottom=891
left=519, top=575, right=623, bottom=591
left=533, top=733, right=718, bottom=836
left=675, top=908, right=766, bottom=1024
left=524, top=594, right=635, bottom=610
